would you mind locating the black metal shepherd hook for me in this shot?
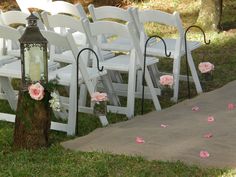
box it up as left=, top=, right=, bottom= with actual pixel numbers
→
left=75, top=48, right=104, bottom=135
left=184, top=25, right=210, bottom=99
left=141, top=35, right=171, bottom=115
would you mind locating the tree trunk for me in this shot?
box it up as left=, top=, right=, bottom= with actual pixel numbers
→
left=13, top=91, right=51, bottom=150
left=196, top=0, right=223, bottom=31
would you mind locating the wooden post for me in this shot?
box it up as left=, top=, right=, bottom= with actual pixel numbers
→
left=13, top=91, right=51, bottom=149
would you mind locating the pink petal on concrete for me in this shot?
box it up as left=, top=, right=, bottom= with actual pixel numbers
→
left=161, top=124, right=168, bottom=128
left=192, top=106, right=200, bottom=112
left=200, top=151, right=210, bottom=158
left=207, top=116, right=215, bottom=122
left=203, top=133, right=213, bottom=138
left=136, top=137, right=145, bottom=144
left=228, top=103, right=235, bottom=110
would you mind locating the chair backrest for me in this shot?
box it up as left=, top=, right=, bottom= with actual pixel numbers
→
left=82, top=19, right=143, bottom=63
left=0, top=25, right=21, bottom=55
left=41, top=12, right=86, bottom=34
left=16, top=0, right=52, bottom=14
left=0, top=10, right=28, bottom=26
left=0, top=25, right=21, bottom=44
left=133, top=9, right=184, bottom=36
left=48, top=1, right=87, bottom=18
left=88, top=5, right=139, bottom=38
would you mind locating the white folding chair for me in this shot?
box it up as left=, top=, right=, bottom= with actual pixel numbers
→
left=83, top=19, right=161, bottom=118
left=46, top=1, right=87, bottom=46
left=41, top=12, right=114, bottom=62
left=132, top=8, right=202, bottom=102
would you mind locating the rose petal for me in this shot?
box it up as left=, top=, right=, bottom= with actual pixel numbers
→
left=207, top=116, right=215, bottom=122
left=161, top=124, right=168, bottom=128
left=199, top=150, right=210, bottom=158
left=136, top=137, right=145, bottom=144
left=228, top=103, right=235, bottom=110
left=192, top=106, right=200, bottom=112
left=203, top=133, right=213, bottom=138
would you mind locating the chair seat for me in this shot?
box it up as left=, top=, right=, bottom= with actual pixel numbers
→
left=100, top=37, right=132, bottom=52
left=52, top=50, right=115, bottom=64
left=0, top=55, right=18, bottom=66
left=49, top=64, right=107, bottom=86
left=0, top=60, right=59, bottom=79
left=100, top=54, right=159, bottom=71
left=146, top=38, right=202, bottom=57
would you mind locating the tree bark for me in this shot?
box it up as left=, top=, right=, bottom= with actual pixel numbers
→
left=13, top=91, right=51, bottom=150
left=196, top=0, right=223, bottom=31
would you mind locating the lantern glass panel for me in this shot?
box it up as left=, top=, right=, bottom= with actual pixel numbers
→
left=24, top=43, right=47, bottom=83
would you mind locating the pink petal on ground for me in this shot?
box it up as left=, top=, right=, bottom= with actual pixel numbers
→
left=136, top=137, right=145, bottom=144
left=161, top=124, right=168, bottom=128
left=199, top=151, right=210, bottom=158
left=192, top=106, right=200, bottom=111
left=203, top=133, right=213, bottom=138
left=207, top=116, right=215, bottom=122
left=228, top=103, right=235, bottom=110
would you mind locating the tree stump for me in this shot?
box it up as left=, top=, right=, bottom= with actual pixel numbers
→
left=13, top=91, right=51, bottom=150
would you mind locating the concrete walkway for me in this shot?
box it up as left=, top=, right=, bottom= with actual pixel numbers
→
left=62, top=81, right=236, bottom=168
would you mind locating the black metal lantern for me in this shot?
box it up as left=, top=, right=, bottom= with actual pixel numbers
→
left=19, top=13, right=48, bottom=89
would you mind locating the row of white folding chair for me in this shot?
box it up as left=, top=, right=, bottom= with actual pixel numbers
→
left=131, top=8, right=203, bottom=102
left=88, top=5, right=203, bottom=102
left=0, top=27, right=114, bottom=135
left=83, top=19, right=161, bottom=118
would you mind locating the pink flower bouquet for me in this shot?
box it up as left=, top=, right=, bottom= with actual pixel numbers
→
left=160, top=75, right=174, bottom=87
left=91, top=92, right=108, bottom=116
left=198, top=62, right=214, bottom=81
left=159, top=75, right=173, bottom=98
left=198, top=62, right=214, bottom=73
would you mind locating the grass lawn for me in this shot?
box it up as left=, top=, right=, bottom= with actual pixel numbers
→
left=1, top=0, right=236, bottom=176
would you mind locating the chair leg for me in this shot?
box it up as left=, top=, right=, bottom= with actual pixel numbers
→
left=67, top=75, right=77, bottom=136
left=187, top=52, right=203, bottom=94
left=172, top=56, right=181, bottom=102
left=144, top=66, right=161, bottom=111
left=126, top=66, right=136, bottom=119
left=79, top=84, right=87, bottom=106
left=101, top=75, right=120, bottom=106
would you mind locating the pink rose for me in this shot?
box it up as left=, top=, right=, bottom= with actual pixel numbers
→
left=136, top=137, right=145, bottom=144
left=203, top=133, right=213, bottom=139
left=91, top=92, right=108, bottom=102
left=198, top=62, right=214, bottom=73
left=207, top=115, right=214, bottom=122
left=28, top=82, right=45, bottom=101
left=227, top=103, right=235, bottom=110
left=159, top=75, right=173, bottom=87
left=199, top=150, right=210, bottom=158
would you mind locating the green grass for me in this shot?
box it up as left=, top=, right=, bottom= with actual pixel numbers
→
left=1, top=0, right=236, bottom=176
left=0, top=122, right=233, bottom=177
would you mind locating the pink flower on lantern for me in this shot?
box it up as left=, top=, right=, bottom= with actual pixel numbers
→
left=198, top=62, right=214, bottom=73
left=91, top=92, right=108, bottom=102
left=160, top=75, right=174, bottom=87
left=28, top=82, right=45, bottom=101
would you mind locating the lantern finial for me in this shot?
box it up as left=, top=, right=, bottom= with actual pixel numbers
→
left=26, top=13, right=39, bottom=27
